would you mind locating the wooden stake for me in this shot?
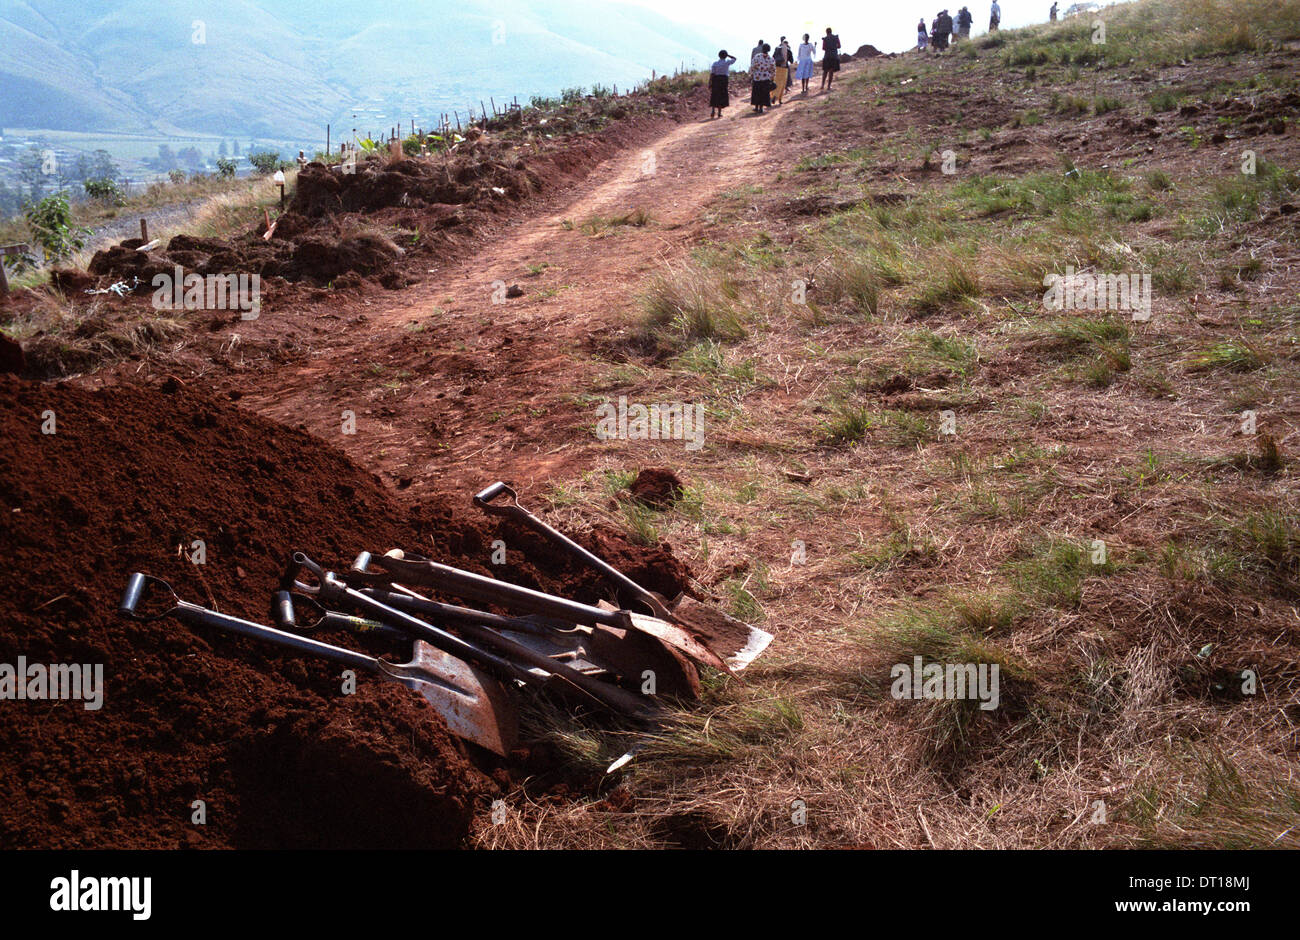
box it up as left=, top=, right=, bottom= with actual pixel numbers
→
left=140, top=218, right=148, bottom=241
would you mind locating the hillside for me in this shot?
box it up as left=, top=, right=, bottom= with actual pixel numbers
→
left=0, top=0, right=719, bottom=138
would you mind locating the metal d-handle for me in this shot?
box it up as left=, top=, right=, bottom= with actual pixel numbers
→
left=473, top=481, right=675, bottom=620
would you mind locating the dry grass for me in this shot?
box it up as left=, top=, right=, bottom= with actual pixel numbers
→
left=478, top=0, right=1300, bottom=850
left=6, top=289, right=189, bottom=378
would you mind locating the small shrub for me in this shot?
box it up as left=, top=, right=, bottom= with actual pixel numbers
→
left=83, top=177, right=125, bottom=205
left=23, top=192, right=87, bottom=262
left=247, top=150, right=282, bottom=175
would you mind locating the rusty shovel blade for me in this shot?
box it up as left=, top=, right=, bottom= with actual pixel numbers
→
left=667, top=595, right=774, bottom=672
left=379, top=641, right=519, bottom=757
left=472, top=482, right=774, bottom=672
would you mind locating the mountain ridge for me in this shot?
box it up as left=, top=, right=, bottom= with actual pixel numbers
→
left=0, top=0, right=720, bottom=139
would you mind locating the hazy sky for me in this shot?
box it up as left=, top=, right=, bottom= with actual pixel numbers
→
left=621, top=0, right=1061, bottom=55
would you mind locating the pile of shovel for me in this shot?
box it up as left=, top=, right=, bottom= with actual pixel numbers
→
left=117, top=483, right=772, bottom=759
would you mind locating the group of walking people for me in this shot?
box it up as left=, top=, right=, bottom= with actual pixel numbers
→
left=916, top=1, right=998, bottom=51
left=708, top=28, right=844, bottom=119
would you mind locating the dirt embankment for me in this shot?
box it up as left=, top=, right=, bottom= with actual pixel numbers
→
left=68, top=85, right=711, bottom=302
left=0, top=374, right=691, bottom=848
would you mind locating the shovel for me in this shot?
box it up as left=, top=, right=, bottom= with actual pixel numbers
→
left=118, top=573, right=518, bottom=756
left=473, top=481, right=774, bottom=671
left=351, top=548, right=732, bottom=674
left=287, top=552, right=659, bottom=719
left=350, top=551, right=700, bottom=701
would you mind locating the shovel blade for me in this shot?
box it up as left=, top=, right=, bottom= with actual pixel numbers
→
left=668, top=595, right=774, bottom=672
left=388, top=642, right=519, bottom=757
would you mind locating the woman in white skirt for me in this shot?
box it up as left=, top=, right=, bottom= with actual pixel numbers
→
left=795, top=33, right=816, bottom=95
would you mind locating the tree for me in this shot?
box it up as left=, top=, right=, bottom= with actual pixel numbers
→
left=90, top=149, right=117, bottom=180
left=155, top=144, right=178, bottom=171
left=246, top=150, right=281, bottom=175
left=16, top=146, right=48, bottom=201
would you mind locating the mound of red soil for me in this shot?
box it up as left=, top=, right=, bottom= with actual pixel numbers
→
left=0, top=334, right=23, bottom=375
left=627, top=468, right=685, bottom=510
left=0, top=375, right=497, bottom=848
left=0, top=375, right=696, bottom=847
left=86, top=225, right=406, bottom=291
left=293, top=156, right=538, bottom=218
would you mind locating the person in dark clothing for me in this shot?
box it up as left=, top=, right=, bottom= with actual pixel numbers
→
left=709, top=50, right=736, bottom=119
left=820, top=28, right=841, bottom=90
left=933, top=10, right=953, bottom=51
left=1050, top=2, right=1058, bottom=20
left=772, top=38, right=790, bottom=105
left=957, top=6, right=973, bottom=38
left=779, top=37, right=795, bottom=88
left=750, top=43, right=775, bottom=113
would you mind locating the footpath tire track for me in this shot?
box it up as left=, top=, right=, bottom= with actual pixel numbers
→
left=239, top=92, right=818, bottom=492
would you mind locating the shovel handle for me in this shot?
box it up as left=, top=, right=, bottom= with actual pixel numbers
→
left=292, top=552, right=538, bottom=688
left=272, top=590, right=405, bottom=641
left=473, top=481, right=673, bottom=620
left=119, top=574, right=380, bottom=675
left=473, top=481, right=518, bottom=513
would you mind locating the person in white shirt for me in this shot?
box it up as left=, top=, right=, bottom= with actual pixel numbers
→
left=794, top=33, right=816, bottom=94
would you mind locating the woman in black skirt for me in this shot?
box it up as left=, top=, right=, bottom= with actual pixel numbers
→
left=820, top=28, right=841, bottom=91
left=709, top=50, right=736, bottom=119
left=750, top=43, right=775, bottom=113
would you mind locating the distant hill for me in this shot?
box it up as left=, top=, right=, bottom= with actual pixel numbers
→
left=0, top=0, right=720, bottom=140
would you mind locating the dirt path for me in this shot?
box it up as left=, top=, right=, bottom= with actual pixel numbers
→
left=234, top=94, right=814, bottom=494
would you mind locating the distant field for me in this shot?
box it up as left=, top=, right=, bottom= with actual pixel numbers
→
left=2, top=128, right=309, bottom=165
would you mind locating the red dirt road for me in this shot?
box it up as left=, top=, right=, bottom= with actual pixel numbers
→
left=223, top=95, right=809, bottom=494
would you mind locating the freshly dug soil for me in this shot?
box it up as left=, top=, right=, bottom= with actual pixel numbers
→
left=0, top=375, right=696, bottom=848
left=627, top=468, right=685, bottom=509
left=0, top=374, right=493, bottom=848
